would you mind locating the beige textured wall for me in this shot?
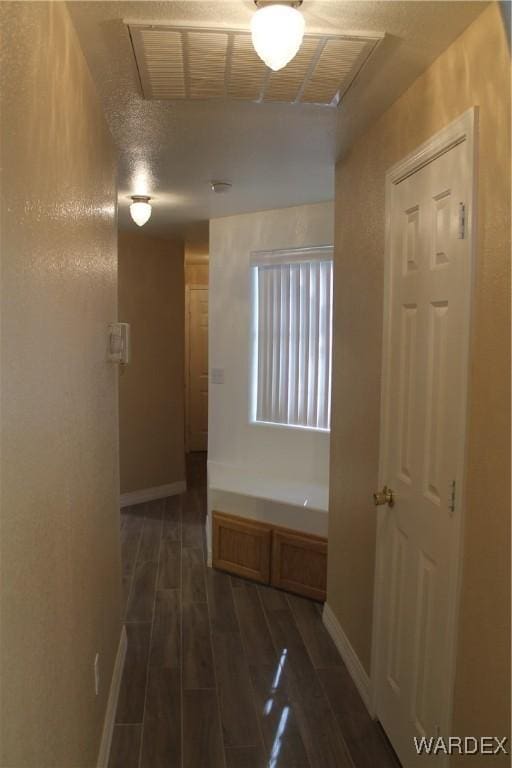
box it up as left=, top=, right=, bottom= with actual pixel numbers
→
left=118, top=231, right=186, bottom=494
left=0, top=3, right=121, bottom=766
left=328, top=0, right=510, bottom=747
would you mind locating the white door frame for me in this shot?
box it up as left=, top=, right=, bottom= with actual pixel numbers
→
left=370, top=108, right=478, bottom=745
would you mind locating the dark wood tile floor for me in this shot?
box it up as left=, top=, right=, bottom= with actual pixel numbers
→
left=110, top=453, right=400, bottom=768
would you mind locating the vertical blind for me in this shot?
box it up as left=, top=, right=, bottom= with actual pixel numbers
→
left=252, top=247, right=333, bottom=430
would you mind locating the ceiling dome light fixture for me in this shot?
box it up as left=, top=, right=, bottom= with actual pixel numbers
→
left=129, top=195, right=152, bottom=226
left=251, top=0, right=305, bottom=72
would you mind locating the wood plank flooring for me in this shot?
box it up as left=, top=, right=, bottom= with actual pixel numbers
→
left=110, top=453, right=400, bottom=768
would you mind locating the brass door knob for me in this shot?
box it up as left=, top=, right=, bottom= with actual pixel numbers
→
left=373, top=486, right=394, bottom=507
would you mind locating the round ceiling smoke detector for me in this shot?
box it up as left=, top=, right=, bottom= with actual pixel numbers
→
left=210, top=181, right=232, bottom=194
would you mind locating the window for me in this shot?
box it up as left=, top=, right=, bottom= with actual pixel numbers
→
left=251, top=246, right=333, bottom=431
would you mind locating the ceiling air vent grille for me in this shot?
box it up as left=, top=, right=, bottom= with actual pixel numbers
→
left=188, top=32, right=228, bottom=98
left=127, top=24, right=382, bottom=107
left=139, top=28, right=185, bottom=99
left=228, top=34, right=267, bottom=100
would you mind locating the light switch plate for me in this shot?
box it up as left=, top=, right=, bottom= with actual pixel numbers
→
left=108, top=322, right=130, bottom=364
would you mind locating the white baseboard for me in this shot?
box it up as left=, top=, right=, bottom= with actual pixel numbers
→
left=97, top=625, right=127, bottom=768
left=120, top=480, right=186, bottom=508
left=322, top=602, right=372, bottom=715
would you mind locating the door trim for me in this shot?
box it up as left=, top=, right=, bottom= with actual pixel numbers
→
left=185, top=283, right=207, bottom=453
left=370, top=108, right=478, bottom=744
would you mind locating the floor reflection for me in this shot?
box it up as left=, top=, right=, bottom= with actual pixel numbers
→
left=264, top=649, right=290, bottom=767
left=269, top=706, right=291, bottom=767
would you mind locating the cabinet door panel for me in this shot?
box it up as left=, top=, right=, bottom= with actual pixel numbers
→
left=212, top=512, right=271, bottom=584
left=271, top=529, right=327, bottom=601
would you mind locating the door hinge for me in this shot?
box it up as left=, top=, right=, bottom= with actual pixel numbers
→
left=449, top=480, right=456, bottom=514
left=458, top=202, right=466, bottom=239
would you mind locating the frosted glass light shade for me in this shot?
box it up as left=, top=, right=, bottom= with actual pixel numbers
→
left=130, top=198, right=152, bottom=226
left=251, top=4, right=305, bottom=72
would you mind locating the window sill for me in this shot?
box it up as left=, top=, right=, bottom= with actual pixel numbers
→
left=250, top=419, right=330, bottom=434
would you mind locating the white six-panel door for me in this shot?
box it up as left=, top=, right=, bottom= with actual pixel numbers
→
left=373, top=111, right=476, bottom=767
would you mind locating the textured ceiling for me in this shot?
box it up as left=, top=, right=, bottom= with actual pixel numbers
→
left=68, top=1, right=487, bottom=239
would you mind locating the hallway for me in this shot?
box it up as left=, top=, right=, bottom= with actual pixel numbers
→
left=110, top=455, right=399, bottom=768
left=0, top=3, right=509, bottom=766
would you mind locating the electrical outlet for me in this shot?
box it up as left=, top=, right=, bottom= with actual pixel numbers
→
left=94, top=653, right=100, bottom=696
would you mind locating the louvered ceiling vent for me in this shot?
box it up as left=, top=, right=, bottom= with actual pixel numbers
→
left=127, top=24, right=382, bottom=107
